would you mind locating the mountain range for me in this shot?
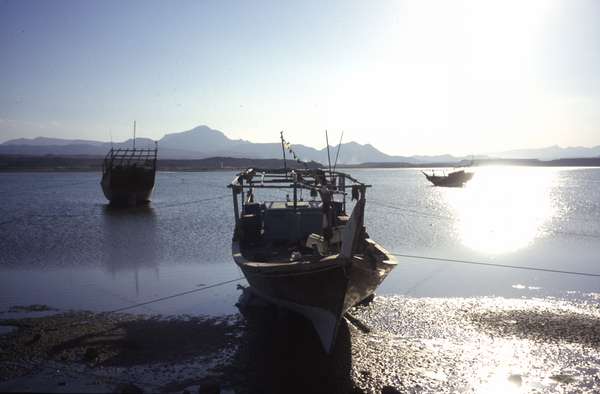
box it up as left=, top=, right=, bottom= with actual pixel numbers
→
left=1, top=125, right=599, bottom=164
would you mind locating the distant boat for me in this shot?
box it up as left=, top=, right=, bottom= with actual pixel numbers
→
left=422, top=169, right=474, bottom=187
left=229, top=166, right=397, bottom=353
left=101, top=145, right=157, bottom=205
left=101, top=122, right=157, bottom=205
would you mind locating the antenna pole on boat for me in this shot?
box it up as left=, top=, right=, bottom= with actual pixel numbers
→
left=325, top=130, right=332, bottom=181
left=280, top=131, right=287, bottom=175
left=332, top=130, right=344, bottom=173
left=109, top=129, right=113, bottom=150
left=133, top=120, right=136, bottom=150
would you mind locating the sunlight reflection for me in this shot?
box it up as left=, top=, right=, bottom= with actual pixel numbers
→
left=445, top=167, right=558, bottom=254
left=470, top=338, right=533, bottom=394
left=475, top=371, right=525, bottom=394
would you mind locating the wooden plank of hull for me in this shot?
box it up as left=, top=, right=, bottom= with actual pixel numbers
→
left=101, top=172, right=155, bottom=206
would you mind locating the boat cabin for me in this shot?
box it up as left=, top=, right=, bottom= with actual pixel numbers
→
left=229, top=168, right=367, bottom=261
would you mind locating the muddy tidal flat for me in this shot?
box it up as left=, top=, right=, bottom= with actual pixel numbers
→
left=1, top=295, right=599, bottom=393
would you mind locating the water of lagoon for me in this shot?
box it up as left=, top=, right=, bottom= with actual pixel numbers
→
left=0, top=167, right=599, bottom=317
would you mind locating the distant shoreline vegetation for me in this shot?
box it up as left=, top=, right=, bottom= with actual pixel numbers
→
left=1, top=155, right=600, bottom=171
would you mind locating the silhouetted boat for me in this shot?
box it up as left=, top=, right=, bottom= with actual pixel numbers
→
left=422, top=169, right=474, bottom=187
left=228, top=167, right=397, bottom=353
left=101, top=144, right=157, bottom=206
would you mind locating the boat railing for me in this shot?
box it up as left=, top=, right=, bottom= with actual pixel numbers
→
left=227, top=167, right=369, bottom=229
left=103, top=147, right=158, bottom=171
left=228, top=168, right=370, bottom=192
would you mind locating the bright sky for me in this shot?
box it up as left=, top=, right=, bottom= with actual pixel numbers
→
left=1, top=0, right=599, bottom=155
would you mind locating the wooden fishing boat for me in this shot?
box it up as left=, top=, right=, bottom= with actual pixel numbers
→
left=422, top=169, right=474, bottom=187
left=101, top=144, right=157, bottom=206
left=228, top=167, right=397, bottom=353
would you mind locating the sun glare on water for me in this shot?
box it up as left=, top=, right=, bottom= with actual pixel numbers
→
left=445, top=167, right=558, bottom=254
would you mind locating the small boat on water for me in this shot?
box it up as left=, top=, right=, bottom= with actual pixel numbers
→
left=228, top=167, right=397, bottom=353
left=422, top=168, right=474, bottom=187
left=101, top=122, right=157, bottom=206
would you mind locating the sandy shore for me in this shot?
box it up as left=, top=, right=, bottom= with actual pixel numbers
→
left=1, top=296, right=599, bottom=393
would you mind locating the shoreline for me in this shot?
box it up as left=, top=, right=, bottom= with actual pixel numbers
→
left=2, top=164, right=600, bottom=173
left=1, top=155, right=600, bottom=172
left=2, top=295, right=599, bottom=393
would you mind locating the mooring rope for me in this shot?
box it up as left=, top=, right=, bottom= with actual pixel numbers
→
left=389, top=252, right=600, bottom=277
left=153, top=194, right=230, bottom=209
left=59, top=249, right=600, bottom=319
left=35, top=276, right=247, bottom=333
left=105, top=277, right=246, bottom=314
left=369, top=199, right=453, bottom=221
left=0, top=194, right=232, bottom=227
left=370, top=199, right=600, bottom=239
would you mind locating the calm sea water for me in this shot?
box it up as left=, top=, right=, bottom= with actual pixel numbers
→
left=1, top=167, right=599, bottom=316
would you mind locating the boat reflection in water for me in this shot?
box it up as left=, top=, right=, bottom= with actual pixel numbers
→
left=233, top=300, right=353, bottom=393
left=445, top=166, right=558, bottom=254
left=102, top=205, right=160, bottom=295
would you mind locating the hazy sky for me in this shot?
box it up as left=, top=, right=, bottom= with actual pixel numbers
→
left=1, top=0, right=599, bottom=155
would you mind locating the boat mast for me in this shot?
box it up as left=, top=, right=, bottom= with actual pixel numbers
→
left=293, top=171, right=297, bottom=210
left=280, top=131, right=287, bottom=176
left=332, top=130, right=344, bottom=173
left=325, top=130, right=332, bottom=181
left=133, top=120, right=136, bottom=150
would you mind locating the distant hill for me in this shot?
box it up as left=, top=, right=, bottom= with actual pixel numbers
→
left=1, top=124, right=599, bottom=163
left=2, top=137, right=105, bottom=146
left=489, top=145, right=600, bottom=160
left=0, top=125, right=424, bottom=164
left=159, top=125, right=420, bottom=163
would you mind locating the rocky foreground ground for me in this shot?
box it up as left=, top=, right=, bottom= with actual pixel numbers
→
left=1, top=295, right=599, bottom=393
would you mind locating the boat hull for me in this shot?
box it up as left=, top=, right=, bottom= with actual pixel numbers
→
left=101, top=169, right=155, bottom=206
left=424, top=171, right=473, bottom=187
left=233, top=240, right=397, bottom=352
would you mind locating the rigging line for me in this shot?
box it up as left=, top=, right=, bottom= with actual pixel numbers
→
left=390, top=252, right=600, bottom=278
left=153, top=194, right=230, bottom=208
left=105, top=277, right=246, bottom=314
left=0, top=195, right=231, bottom=227
left=28, top=276, right=246, bottom=333
left=0, top=211, right=102, bottom=226
left=371, top=200, right=600, bottom=239
left=551, top=229, right=600, bottom=240
left=370, top=199, right=453, bottom=221
left=332, top=131, right=344, bottom=173
left=325, top=129, right=332, bottom=181
left=177, top=180, right=224, bottom=189
left=0, top=179, right=98, bottom=195
left=404, top=264, right=448, bottom=296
